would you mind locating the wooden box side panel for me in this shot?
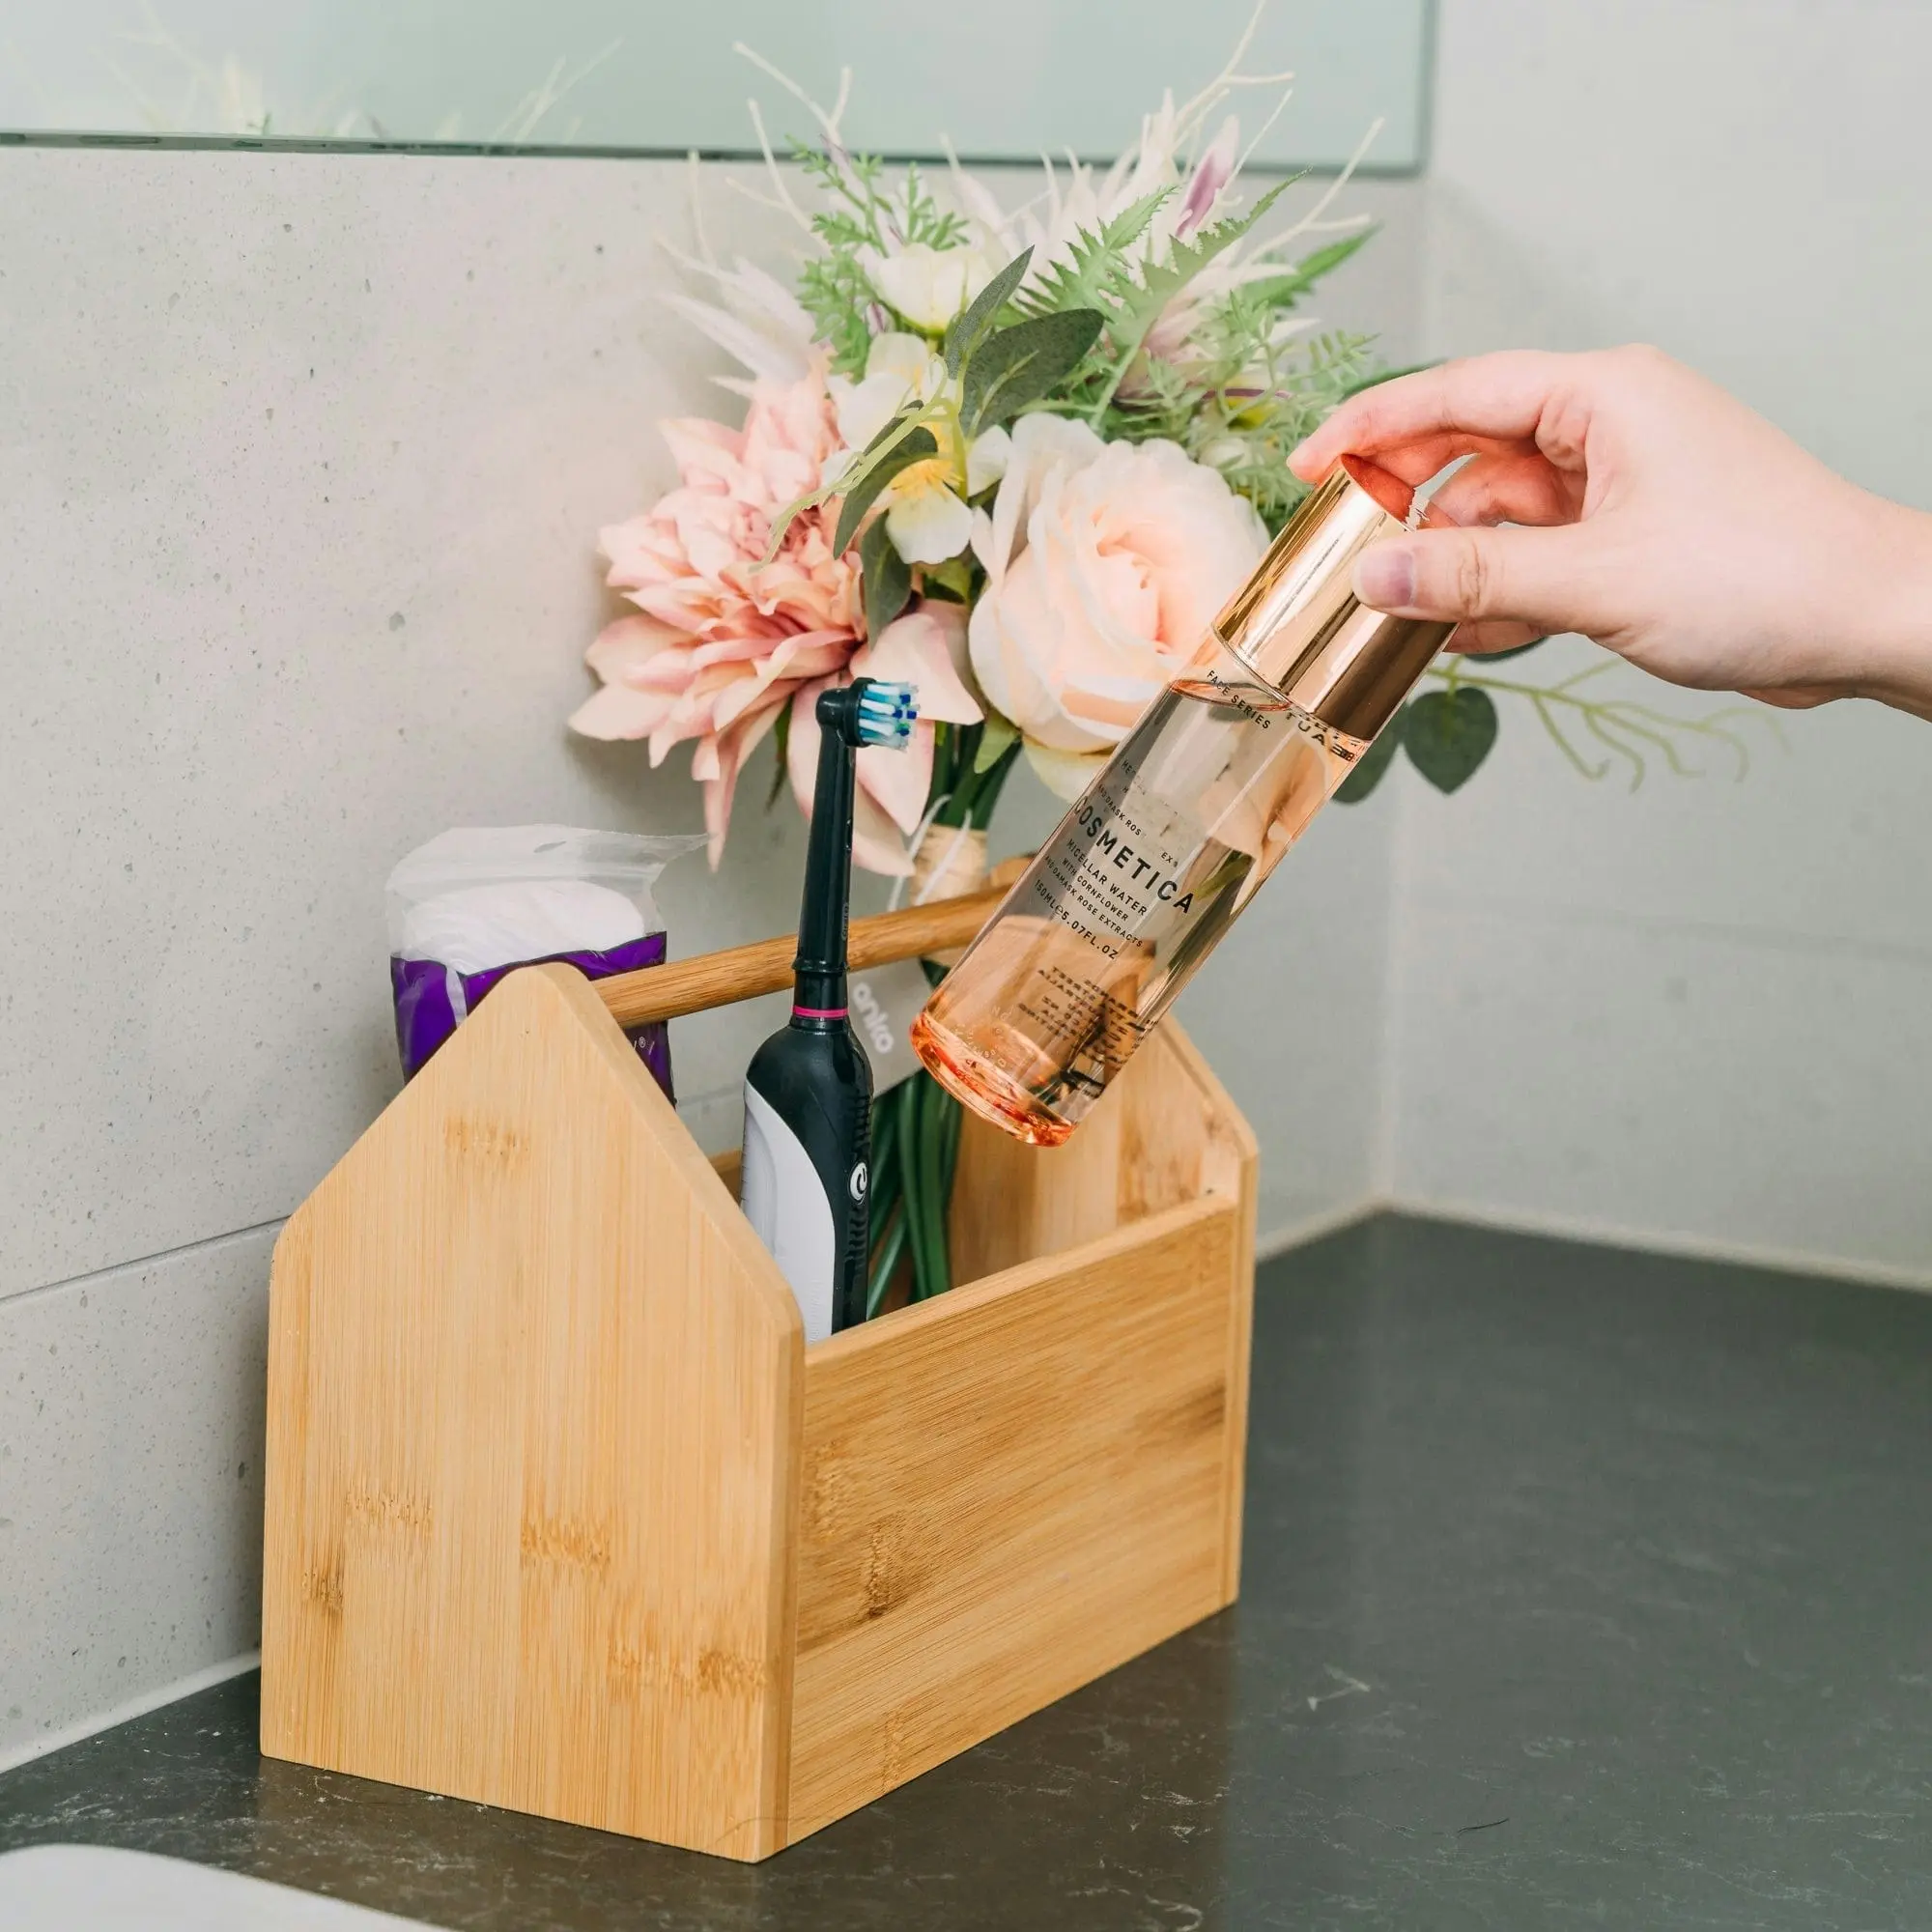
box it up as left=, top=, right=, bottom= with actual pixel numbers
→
left=785, top=1192, right=1246, bottom=1842
left=1149, top=1024, right=1259, bottom=1602
left=260, top=966, right=804, bottom=1861
left=948, top=1021, right=1242, bottom=1285
left=944, top=1016, right=1259, bottom=1602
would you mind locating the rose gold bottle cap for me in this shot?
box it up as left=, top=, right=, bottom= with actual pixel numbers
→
left=1212, top=455, right=1458, bottom=743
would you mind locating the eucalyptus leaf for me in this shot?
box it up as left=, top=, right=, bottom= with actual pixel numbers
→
left=943, top=246, right=1033, bottom=379
left=854, top=400, right=923, bottom=461
left=961, top=309, right=1105, bottom=433
left=972, top=710, right=1019, bottom=774
left=1332, top=706, right=1406, bottom=803
left=860, top=515, right=913, bottom=639
left=758, top=479, right=835, bottom=565
left=1404, top=688, right=1498, bottom=793
left=831, top=425, right=940, bottom=556
left=760, top=410, right=918, bottom=562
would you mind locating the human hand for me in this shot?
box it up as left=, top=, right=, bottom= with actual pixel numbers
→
left=1290, top=347, right=1932, bottom=718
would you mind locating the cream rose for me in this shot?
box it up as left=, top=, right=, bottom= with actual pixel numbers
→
left=967, top=417, right=1269, bottom=796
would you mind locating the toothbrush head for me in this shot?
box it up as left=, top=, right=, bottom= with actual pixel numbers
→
left=851, top=678, right=919, bottom=752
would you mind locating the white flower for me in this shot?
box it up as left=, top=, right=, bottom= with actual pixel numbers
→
left=878, top=463, right=970, bottom=564
left=965, top=425, right=1012, bottom=494
left=832, top=332, right=946, bottom=452
left=826, top=334, right=1012, bottom=567
left=864, top=242, right=996, bottom=330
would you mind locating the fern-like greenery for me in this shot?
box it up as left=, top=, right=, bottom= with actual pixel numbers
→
left=764, top=133, right=1763, bottom=812
left=1013, top=188, right=1174, bottom=320
left=786, top=137, right=1379, bottom=530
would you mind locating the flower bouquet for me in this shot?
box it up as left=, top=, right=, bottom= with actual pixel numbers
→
left=572, top=33, right=1756, bottom=1314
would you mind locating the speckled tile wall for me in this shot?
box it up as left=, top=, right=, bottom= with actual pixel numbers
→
left=0, top=146, right=1421, bottom=1761
left=1386, top=1, right=1932, bottom=1286
left=0, top=1233, right=273, bottom=1762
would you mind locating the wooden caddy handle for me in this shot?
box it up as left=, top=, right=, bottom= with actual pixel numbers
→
left=595, top=883, right=1009, bottom=1028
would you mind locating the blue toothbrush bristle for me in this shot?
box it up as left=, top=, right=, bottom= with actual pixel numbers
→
left=856, top=679, right=918, bottom=750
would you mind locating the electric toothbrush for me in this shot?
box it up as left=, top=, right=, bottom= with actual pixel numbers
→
left=741, top=677, right=918, bottom=1342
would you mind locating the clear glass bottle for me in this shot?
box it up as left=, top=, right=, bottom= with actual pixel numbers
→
left=912, top=456, right=1457, bottom=1147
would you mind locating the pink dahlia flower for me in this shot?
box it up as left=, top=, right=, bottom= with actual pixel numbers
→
left=571, top=368, right=984, bottom=874
left=785, top=603, right=983, bottom=877
left=569, top=370, right=864, bottom=866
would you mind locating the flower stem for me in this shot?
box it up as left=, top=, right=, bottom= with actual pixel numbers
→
left=934, top=734, right=1021, bottom=830
left=1426, top=662, right=1775, bottom=787
left=897, top=1079, right=934, bottom=1300
left=866, top=1203, right=907, bottom=1319
left=913, top=1073, right=952, bottom=1298
left=941, top=391, right=970, bottom=493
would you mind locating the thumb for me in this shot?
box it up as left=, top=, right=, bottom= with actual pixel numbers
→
left=1353, top=524, right=1605, bottom=638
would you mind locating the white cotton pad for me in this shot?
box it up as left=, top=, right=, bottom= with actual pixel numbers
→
left=397, top=878, right=648, bottom=974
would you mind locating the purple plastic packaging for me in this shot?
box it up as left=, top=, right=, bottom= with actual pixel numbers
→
left=384, top=826, right=702, bottom=1095
left=390, top=932, right=673, bottom=1088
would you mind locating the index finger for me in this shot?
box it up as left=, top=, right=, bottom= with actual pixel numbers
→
left=1289, top=351, right=1585, bottom=482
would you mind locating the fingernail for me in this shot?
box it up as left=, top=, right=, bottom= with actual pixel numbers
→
left=1353, top=544, right=1416, bottom=611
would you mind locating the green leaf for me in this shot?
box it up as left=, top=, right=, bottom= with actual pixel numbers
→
left=910, top=1072, right=954, bottom=1299
left=972, top=709, right=1018, bottom=774
left=853, top=401, right=927, bottom=463
left=1332, top=706, right=1406, bottom=803
left=1016, top=187, right=1172, bottom=319
left=1086, top=178, right=1294, bottom=424
left=797, top=252, right=876, bottom=379
left=964, top=735, right=1022, bottom=828
left=831, top=425, right=940, bottom=556
left=1242, top=229, right=1375, bottom=312
left=943, top=246, right=1033, bottom=379
left=1404, top=688, right=1498, bottom=794
left=763, top=422, right=895, bottom=560
left=760, top=481, right=835, bottom=565
left=896, top=1079, right=934, bottom=1300
left=764, top=402, right=930, bottom=561
left=865, top=1204, right=907, bottom=1320
left=763, top=698, right=793, bottom=810
left=921, top=554, right=974, bottom=603
left=860, top=515, right=913, bottom=639
left=898, top=161, right=970, bottom=249
left=961, top=309, right=1105, bottom=433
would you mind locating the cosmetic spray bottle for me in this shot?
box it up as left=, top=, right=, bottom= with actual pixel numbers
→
left=911, top=456, right=1457, bottom=1148
left=742, top=678, right=918, bottom=1341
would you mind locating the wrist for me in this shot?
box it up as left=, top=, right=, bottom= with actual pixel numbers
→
left=1845, top=499, right=1932, bottom=716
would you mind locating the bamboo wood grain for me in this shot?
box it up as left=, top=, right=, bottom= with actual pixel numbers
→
left=786, top=1189, right=1242, bottom=1840
left=260, top=908, right=1258, bottom=1862
left=261, top=965, right=804, bottom=1861
left=597, top=886, right=1009, bottom=1028
left=1151, top=1025, right=1261, bottom=1602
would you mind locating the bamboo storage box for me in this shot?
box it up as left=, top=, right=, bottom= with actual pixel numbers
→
left=260, top=887, right=1258, bottom=1861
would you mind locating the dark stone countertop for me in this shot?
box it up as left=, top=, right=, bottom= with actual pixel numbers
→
left=6, top=1215, right=1932, bottom=1929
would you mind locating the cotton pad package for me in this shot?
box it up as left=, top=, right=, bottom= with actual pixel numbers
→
left=385, top=826, right=703, bottom=1094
